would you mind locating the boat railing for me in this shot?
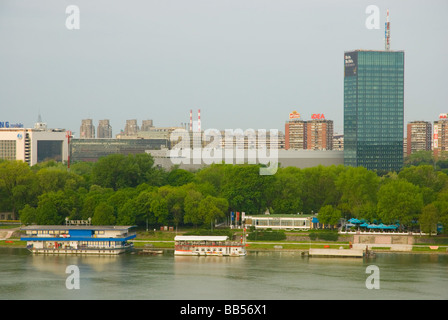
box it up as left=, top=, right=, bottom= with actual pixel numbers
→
left=24, top=232, right=137, bottom=239
left=175, top=241, right=244, bottom=247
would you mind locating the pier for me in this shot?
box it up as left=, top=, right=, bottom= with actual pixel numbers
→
left=307, top=248, right=365, bottom=258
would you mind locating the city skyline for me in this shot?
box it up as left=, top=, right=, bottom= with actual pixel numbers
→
left=1, top=0, right=447, bottom=137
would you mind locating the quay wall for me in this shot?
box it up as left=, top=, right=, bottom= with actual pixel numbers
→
left=352, top=234, right=414, bottom=252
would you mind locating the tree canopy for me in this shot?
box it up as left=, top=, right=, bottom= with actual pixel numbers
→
left=0, top=153, right=447, bottom=234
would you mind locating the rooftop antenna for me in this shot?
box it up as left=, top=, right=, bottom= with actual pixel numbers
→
left=385, top=9, right=391, bottom=51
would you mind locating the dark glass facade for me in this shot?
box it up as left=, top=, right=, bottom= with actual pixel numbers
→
left=37, top=140, right=63, bottom=162
left=70, top=138, right=169, bottom=162
left=344, top=50, right=404, bottom=172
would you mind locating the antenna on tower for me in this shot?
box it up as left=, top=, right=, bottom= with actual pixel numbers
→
left=385, top=9, right=391, bottom=51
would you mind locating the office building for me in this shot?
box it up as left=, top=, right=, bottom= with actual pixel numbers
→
left=0, top=123, right=69, bottom=166
left=344, top=50, right=405, bottom=171
left=406, top=121, right=431, bottom=156
left=147, top=148, right=343, bottom=171
left=70, top=138, right=169, bottom=162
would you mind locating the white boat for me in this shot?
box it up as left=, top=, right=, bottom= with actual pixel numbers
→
left=174, top=235, right=247, bottom=256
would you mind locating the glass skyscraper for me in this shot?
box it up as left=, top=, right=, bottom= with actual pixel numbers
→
left=344, top=50, right=404, bottom=172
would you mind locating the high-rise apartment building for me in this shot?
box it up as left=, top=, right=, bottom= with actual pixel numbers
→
left=285, top=113, right=333, bottom=150
left=141, top=120, right=154, bottom=131
left=80, top=119, right=95, bottom=139
left=406, top=121, right=431, bottom=156
left=124, top=119, right=139, bottom=136
left=306, top=119, right=333, bottom=150
left=97, top=120, right=112, bottom=139
left=344, top=50, right=405, bottom=171
left=333, top=134, right=344, bottom=151
left=433, top=114, right=448, bottom=158
left=285, top=119, right=307, bottom=150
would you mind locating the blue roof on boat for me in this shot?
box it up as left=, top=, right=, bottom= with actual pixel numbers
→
left=21, top=225, right=135, bottom=231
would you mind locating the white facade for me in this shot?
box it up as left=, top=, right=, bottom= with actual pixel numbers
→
left=245, top=215, right=311, bottom=231
left=0, top=128, right=69, bottom=165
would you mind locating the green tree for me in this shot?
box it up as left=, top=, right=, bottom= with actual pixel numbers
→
left=432, top=189, right=448, bottom=235
left=34, top=192, right=69, bottom=225
left=36, top=168, right=70, bottom=193
left=0, top=160, right=36, bottom=213
left=301, top=165, right=343, bottom=214
left=404, top=150, right=435, bottom=167
left=92, top=202, right=116, bottom=225
left=81, top=185, right=114, bottom=220
left=158, top=185, right=187, bottom=230
left=91, top=153, right=157, bottom=190
left=335, top=166, right=379, bottom=218
left=270, top=167, right=303, bottom=214
left=167, top=168, right=195, bottom=186
left=198, top=195, right=228, bottom=231
left=133, top=189, right=158, bottom=227
left=183, top=189, right=203, bottom=227
left=150, top=195, right=169, bottom=225
left=317, top=205, right=342, bottom=229
left=398, top=165, right=448, bottom=204
left=19, top=204, right=37, bottom=225
left=419, top=203, right=439, bottom=235
left=377, top=179, right=423, bottom=226
left=221, top=165, right=274, bottom=214
left=116, top=199, right=137, bottom=225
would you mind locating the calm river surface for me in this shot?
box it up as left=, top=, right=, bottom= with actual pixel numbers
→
left=1, top=248, right=447, bottom=300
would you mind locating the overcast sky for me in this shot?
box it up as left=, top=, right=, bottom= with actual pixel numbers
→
left=1, top=0, right=447, bottom=137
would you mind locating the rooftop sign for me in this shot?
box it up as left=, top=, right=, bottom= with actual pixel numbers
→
left=311, top=114, right=325, bottom=120
left=0, top=121, right=24, bottom=128
left=289, top=111, right=301, bottom=119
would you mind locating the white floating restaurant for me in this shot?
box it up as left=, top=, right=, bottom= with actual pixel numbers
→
left=174, top=235, right=247, bottom=256
left=21, top=225, right=136, bottom=255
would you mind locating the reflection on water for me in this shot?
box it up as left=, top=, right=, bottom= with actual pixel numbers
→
left=30, top=255, right=121, bottom=275
left=0, top=248, right=447, bottom=300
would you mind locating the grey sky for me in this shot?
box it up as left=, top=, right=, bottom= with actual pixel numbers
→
left=1, top=0, right=447, bottom=137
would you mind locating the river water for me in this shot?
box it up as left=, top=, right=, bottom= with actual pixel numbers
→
left=0, top=248, right=447, bottom=300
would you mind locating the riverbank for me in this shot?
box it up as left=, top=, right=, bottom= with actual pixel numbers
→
left=3, top=228, right=448, bottom=254
left=131, top=239, right=448, bottom=254
left=2, top=240, right=448, bottom=255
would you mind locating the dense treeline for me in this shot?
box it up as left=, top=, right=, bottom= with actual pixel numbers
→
left=1, top=152, right=447, bottom=234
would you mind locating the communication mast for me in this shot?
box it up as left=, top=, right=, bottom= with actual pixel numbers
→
left=385, top=9, right=391, bottom=51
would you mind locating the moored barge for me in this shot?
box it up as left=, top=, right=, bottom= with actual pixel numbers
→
left=21, top=225, right=136, bottom=255
left=174, top=235, right=247, bottom=256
